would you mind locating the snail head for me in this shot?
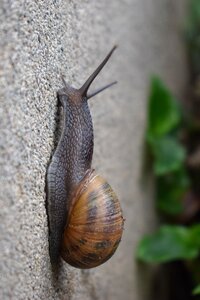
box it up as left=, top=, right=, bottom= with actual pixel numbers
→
left=59, top=46, right=117, bottom=104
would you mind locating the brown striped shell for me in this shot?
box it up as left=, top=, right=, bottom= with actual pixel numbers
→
left=61, top=170, right=124, bottom=269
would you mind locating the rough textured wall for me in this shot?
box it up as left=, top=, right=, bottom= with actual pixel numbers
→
left=0, top=0, right=187, bottom=299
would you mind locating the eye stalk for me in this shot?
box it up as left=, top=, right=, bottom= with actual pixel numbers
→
left=79, top=45, right=117, bottom=99
left=87, top=80, right=117, bottom=99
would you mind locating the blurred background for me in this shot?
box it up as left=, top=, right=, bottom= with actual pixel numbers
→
left=1, top=0, right=199, bottom=299
left=137, top=1, right=200, bottom=299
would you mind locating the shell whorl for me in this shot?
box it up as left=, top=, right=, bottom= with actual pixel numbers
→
left=61, top=169, right=124, bottom=269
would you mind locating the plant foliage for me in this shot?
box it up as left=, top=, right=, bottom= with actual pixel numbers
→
left=137, top=225, right=200, bottom=263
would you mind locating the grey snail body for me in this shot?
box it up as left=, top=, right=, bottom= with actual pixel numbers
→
left=46, top=46, right=124, bottom=269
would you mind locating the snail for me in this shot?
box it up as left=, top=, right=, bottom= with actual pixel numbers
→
left=46, top=46, right=124, bottom=269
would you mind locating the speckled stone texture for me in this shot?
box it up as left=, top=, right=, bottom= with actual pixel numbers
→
left=0, top=0, right=187, bottom=299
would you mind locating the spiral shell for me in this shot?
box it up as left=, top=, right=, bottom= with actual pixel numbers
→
left=61, top=170, right=124, bottom=269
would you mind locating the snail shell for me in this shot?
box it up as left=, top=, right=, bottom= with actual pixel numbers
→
left=61, top=169, right=124, bottom=269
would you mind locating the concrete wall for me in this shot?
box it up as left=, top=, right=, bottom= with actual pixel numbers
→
left=0, top=0, right=187, bottom=299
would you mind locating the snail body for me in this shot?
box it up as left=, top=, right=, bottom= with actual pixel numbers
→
left=47, top=46, right=124, bottom=268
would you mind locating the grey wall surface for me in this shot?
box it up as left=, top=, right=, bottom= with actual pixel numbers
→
left=0, top=0, right=187, bottom=299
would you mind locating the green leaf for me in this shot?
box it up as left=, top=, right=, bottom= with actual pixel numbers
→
left=136, top=225, right=200, bottom=263
left=193, top=285, right=200, bottom=295
left=149, top=136, right=186, bottom=175
left=157, top=168, right=190, bottom=215
left=147, top=77, right=181, bottom=138
left=189, top=225, right=200, bottom=249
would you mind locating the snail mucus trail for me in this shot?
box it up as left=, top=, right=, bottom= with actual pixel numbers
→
left=47, top=46, right=124, bottom=269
